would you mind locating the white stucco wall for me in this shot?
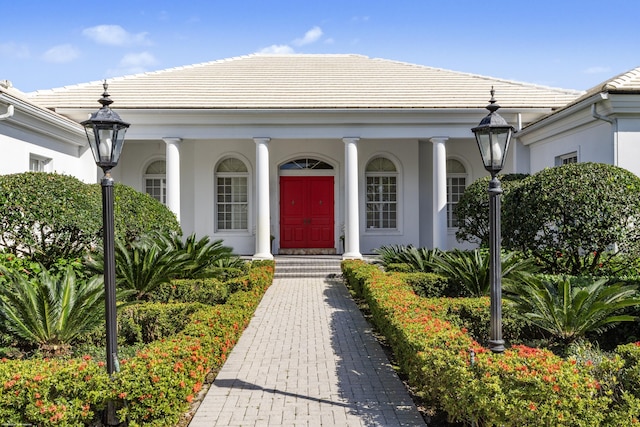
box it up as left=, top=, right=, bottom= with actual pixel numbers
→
left=528, top=121, right=612, bottom=173
left=617, top=118, right=640, bottom=177
left=0, top=123, right=96, bottom=182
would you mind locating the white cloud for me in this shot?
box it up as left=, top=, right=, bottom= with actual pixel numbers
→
left=583, top=66, right=612, bottom=74
left=119, top=52, right=157, bottom=67
left=259, top=44, right=295, bottom=54
left=42, top=44, right=79, bottom=63
left=106, top=52, right=158, bottom=77
left=0, top=42, right=30, bottom=58
left=293, top=26, right=323, bottom=46
left=82, top=25, right=151, bottom=46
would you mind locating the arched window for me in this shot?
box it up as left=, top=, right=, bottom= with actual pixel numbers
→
left=280, top=158, right=333, bottom=170
left=447, top=159, right=467, bottom=228
left=365, top=157, right=397, bottom=230
left=144, top=160, right=166, bottom=204
left=216, top=158, right=249, bottom=231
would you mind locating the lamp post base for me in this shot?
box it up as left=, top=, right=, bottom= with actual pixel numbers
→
left=488, top=339, right=505, bottom=353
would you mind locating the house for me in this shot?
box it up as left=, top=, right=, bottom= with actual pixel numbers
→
left=0, top=80, right=95, bottom=182
left=2, top=54, right=600, bottom=258
left=516, top=68, right=640, bottom=175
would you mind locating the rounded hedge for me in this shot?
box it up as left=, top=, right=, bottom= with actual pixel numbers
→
left=0, top=172, right=102, bottom=266
left=110, top=182, right=181, bottom=242
left=503, top=162, right=640, bottom=274
left=455, top=173, right=529, bottom=246
left=0, top=172, right=181, bottom=267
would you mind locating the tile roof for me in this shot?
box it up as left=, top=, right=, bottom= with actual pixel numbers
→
left=27, top=54, right=582, bottom=110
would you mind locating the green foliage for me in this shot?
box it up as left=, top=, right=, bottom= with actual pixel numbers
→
left=110, top=183, right=181, bottom=243
left=455, top=173, right=529, bottom=246
left=341, top=260, right=623, bottom=426
left=0, top=172, right=102, bottom=267
left=0, top=173, right=181, bottom=270
left=373, top=244, right=440, bottom=272
left=503, top=163, right=640, bottom=275
left=0, top=261, right=275, bottom=425
left=154, top=232, right=237, bottom=279
left=151, top=277, right=229, bottom=304
left=504, top=276, right=640, bottom=345
left=118, top=302, right=206, bottom=344
left=87, top=236, right=192, bottom=301
left=0, top=265, right=114, bottom=352
left=393, top=272, right=450, bottom=298
left=430, top=249, right=538, bottom=297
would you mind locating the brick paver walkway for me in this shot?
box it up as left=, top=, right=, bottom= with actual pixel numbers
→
left=188, top=257, right=425, bottom=426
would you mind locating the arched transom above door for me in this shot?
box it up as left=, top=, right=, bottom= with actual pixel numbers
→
left=280, top=158, right=334, bottom=170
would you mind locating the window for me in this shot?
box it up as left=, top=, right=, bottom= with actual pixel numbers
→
left=216, top=158, right=248, bottom=231
left=29, top=154, right=51, bottom=172
left=144, top=160, right=166, bottom=204
left=447, top=159, right=467, bottom=228
left=280, top=158, right=333, bottom=170
left=365, top=157, right=397, bottom=230
left=557, top=152, right=578, bottom=166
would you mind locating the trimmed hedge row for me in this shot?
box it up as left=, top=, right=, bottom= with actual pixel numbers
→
left=342, top=259, right=640, bottom=426
left=0, top=261, right=274, bottom=426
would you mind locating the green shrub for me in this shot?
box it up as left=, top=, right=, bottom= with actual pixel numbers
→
left=151, top=277, right=229, bottom=304
left=0, top=172, right=181, bottom=269
left=455, top=173, right=528, bottom=246
left=430, top=249, right=538, bottom=297
left=373, top=244, right=439, bottom=272
left=341, top=260, right=622, bottom=426
left=0, top=261, right=275, bottom=425
left=87, top=236, right=192, bottom=301
left=0, top=172, right=101, bottom=267
left=393, top=271, right=449, bottom=298
left=154, top=232, right=236, bottom=279
left=504, top=276, right=640, bottom=346
left=0, top=265, right=127, bottom=354
left=110, top=183, right=181, bottom=243
left=384, top=262, right=415, bottom=273
left=118, top=302, right=206, bottom=344
left=503, top=163, right=640, bottom=275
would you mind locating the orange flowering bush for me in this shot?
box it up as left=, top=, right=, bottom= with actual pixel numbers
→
left=0, top=261, right=274, bottom=426
left=342, top=259, right=640, bottom=426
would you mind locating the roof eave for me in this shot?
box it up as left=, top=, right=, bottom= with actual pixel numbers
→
left=516, top=92, right=608, bottom=139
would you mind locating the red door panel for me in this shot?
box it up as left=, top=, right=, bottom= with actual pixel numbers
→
left=280, top=176, right=334, bottom=248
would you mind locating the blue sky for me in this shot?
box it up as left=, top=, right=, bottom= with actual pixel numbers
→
left=2, top=0, right=639, bottom=93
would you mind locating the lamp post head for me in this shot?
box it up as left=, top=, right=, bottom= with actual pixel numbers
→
left=472, top=87, right=514, bottom=176
left=81, top=81, right=130, bottom=173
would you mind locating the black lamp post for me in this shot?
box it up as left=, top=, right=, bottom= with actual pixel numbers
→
left=471, top=87, right=514, bottom=354
left=81, top=82, right=129, bottom=424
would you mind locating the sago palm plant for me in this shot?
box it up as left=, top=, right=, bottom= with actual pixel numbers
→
left=430, top=249, right=537, bottom=297
left=504, top=276, right=640, bottom=344
left=373, top=244, right=440, bottom=272
left=0, top=265, right=108, bottom=354
left=87, top=236, right=193, bottom=301
left=154, top=232, right=237, bottom=278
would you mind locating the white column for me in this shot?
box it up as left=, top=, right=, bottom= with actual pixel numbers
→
left=163, top=137, right=182, bottom=223
left=343, top=137, right=362, bottom=259
left=431, top=137, right=449, bottom=250
left=253, top=137, right=273, bottom=260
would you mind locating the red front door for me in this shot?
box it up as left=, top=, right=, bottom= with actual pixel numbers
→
left=280, top=176, right=334, bottom=248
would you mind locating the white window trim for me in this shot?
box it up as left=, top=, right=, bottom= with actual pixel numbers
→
left=364, top=154, right=402, bottom=234
left=446, top=173, right=467, bottom=229
left=556, top=151, right=579, bottom=166
left=142, top=159, right=167, bottom=205
left=29, top=154, right=52, bottom=172
left=215, top=157, right=251, bottom=233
